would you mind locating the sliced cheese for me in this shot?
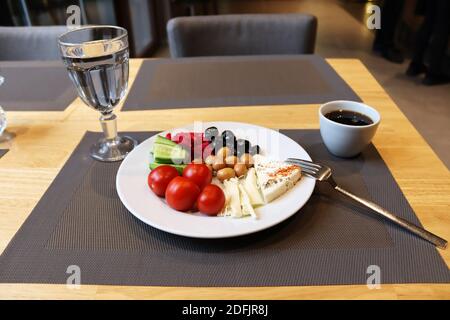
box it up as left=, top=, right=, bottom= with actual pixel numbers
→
left=217, top=182, right=231, bottom=217
left=223, top=178, right=242, bottom=218
left=239, top=184, right=257, bottom=219
left=253, top=155, right=302, bottom=203
left=242, top=168, right=264, bottom=207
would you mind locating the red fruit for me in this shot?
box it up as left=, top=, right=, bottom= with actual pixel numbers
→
left=202, top=141, right=210, bottom=150
left=173, top=133, right=183, bottom=144
left=197, top=184, right=226, bottom=216
left=192, top=140, right=204, bottom=161
left=172, top=132, right=208, bottom=163
left=193, top=132, right=204, bottom=143
left=148, top=165, right=180, bottom=197
left=182, top=164, right=212, bottom=190
left=165, top=177, right=201, bottom=212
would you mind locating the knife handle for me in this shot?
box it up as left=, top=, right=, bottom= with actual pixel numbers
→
left=334, top=185, right=448, bottom=250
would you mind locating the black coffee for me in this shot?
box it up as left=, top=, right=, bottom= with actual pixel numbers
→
left=325, top=110, right=373, bottom=126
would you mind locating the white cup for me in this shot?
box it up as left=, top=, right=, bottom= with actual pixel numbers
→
left=319, top=100, right=381, bottom=158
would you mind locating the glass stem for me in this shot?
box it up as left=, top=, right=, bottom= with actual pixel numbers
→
left=100, top=112, right=119, bottom=142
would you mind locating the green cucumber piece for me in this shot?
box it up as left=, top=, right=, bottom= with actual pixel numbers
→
left=149, top=162, right=186, bottom=175
left=154, top=135, right=177, bottom=147
left=153, top=143, right=187, bottom=164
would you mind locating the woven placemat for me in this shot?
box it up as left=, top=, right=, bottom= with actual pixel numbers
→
left=122, top=55, right=361, bottom=111
left=0, top=130, right=448, bottom=286
left=0, top=61, right=77, bottom=111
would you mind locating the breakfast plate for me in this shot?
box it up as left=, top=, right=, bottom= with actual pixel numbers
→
left=116, top=122, right=315, bottom=238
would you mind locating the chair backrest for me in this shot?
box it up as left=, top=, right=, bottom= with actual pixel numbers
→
left=0, top=26, right=68, bottom=61
left=167, top=14, right=318, bottom=58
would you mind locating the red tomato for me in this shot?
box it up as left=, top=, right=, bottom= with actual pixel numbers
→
left=182, top=164, right=212, bottom=190
left=148, top=165, right=179, bottom=197
left=165, top=177, right=201, bottom=212
left=197, top=184, right=226, bottom=216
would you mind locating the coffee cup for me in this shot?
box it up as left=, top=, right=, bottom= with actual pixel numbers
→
left=319, top=100, right=381, bottom=158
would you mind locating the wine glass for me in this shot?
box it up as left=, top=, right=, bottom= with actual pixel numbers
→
left=59, top=26, right=137, bottom=162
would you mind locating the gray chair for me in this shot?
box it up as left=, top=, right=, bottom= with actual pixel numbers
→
left=0, top=26, right=68, bottom=61
left=167, top=14, right=317, bottom=58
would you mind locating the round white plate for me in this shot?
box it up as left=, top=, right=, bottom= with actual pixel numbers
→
left=116, top=122, right=315, bottom=239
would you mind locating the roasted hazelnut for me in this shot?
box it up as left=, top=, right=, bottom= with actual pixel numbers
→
left=205, top=155, right=216, bottom=166
left=225, top=156, right=238, bottom=168
left=216, top=147, right=232, bottom=160
left=240, top=154, right=254, bottom=168
left=234, top=163, right=248, bottom=177
left=212, top=159, right=227, bottom=171
left=217, top=168, right=236, bottom=182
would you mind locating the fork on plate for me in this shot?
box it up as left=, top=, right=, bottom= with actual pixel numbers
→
left=286, top=158, right=448, bottom=249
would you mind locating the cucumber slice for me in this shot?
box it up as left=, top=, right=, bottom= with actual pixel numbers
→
left=154, top=135, right=177, bottom=147
left=153, top=143, right=187, bottom=164
left=149, top=162, right=186, bottom=175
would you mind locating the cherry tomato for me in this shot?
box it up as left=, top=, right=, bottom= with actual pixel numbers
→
left=148, top=165, right=179, bottom=197
left=165, top=177, right=201, bottom=212
left=197, top=184, right=226, bottom=216
left=182, top=164, right=212, bottom=190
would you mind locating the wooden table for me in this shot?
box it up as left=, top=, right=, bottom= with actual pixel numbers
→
left=0, top=59, right=449, bottom=300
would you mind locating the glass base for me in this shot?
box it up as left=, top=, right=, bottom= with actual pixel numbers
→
left=90, top=135, right=138, bottom=162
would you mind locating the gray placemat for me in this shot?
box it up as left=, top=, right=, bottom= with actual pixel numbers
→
left=0, top=130, right=448, bottom=287
left=122, top=55, right=361, bottom=111
left=0, top=149, right=8, bottom=159
left=0, top=61, right=77, bottom=111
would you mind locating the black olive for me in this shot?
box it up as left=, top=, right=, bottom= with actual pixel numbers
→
left=206, top=141, right=216, bottom=155
left=205, top=126, right=219, bottom=142
left=221, top=130, right=235, bottom=144
left=212, top=139, right=224, bottom=154
left=238, top=149, right=250, bottom=158
left=249, top=145, right=261, bottom=155
left=203, top=142, right=215, bottom=159
left=226, top=140, right=237, bottom=156
left=236, top=139, right=250, bottom=152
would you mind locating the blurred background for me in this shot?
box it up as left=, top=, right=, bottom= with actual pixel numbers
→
left=0, top=0, right=449, bottom=167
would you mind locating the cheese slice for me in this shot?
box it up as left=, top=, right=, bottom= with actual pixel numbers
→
left=242, top=168, right=264, bottom=207
left=220, top=178, right=258, bottom=219
left=238, top=184, right=257, bottom=219
left=253, top=155, right=302, bottom=203
left=223, top=178, right=242, bottom=218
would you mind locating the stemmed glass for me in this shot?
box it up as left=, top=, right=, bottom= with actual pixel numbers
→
left=59, top=26, right=137, bottom=162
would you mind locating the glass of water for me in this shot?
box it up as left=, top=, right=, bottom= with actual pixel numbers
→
left=59, top=26, right=137, bottom=162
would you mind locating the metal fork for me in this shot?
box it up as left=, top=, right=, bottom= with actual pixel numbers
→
left=286, top=158, right=448, bottom=249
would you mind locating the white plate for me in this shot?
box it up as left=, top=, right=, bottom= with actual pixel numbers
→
left=116, top=122, right=315, bottom=239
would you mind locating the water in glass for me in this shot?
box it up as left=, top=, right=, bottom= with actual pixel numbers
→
left=62, top=48, right=129, bottom=115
